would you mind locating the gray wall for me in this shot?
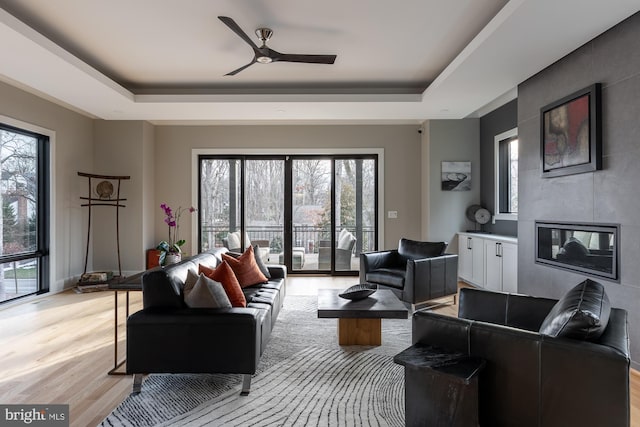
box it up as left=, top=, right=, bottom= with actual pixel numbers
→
left=424, top=119, right=481, bottom=249
left=93, top=121, right=155, bottom=273
left=518, top=12, right=640, bottom=366
left=480, top=99, right=518, bottom=236
left=155, top=125, right=424, bottom=254
left=142, top=121, right=156, bottom=259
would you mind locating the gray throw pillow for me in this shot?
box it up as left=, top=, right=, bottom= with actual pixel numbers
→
left=253, top=245, right=271, bottom=279
left=184, top=273, right=232, bottom=308
left=539, top=279, right=611, bottom=341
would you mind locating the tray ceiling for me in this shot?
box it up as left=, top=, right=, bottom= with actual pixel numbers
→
left=0, top=0, right=638, bottom=122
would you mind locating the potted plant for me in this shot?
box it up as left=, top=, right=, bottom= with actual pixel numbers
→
left=157, top=203, right=196, bottom=265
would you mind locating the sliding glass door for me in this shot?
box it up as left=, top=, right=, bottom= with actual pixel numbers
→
left=245, top=159, right=285, bottom=264
left=199, top=157, right=285, bottom=262
left=333, top=158, right=376, bottom=272
left=291, top=158, right=331, bottom=272
left=199, top=158, right=241, bottom=252
left=199, top=154, right=377, bottom=275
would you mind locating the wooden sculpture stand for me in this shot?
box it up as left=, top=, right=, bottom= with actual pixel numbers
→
left=78, top=172, right=130, bottom=280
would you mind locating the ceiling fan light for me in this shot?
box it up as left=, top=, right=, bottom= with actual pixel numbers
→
left=218, top=16, right=336, bottom=75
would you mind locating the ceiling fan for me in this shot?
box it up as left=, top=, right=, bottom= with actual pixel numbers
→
left=218, top=16, right=337, bottom=76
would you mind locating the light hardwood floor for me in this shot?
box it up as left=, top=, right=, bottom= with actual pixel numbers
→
left=0, top=277, right=637, bottom=426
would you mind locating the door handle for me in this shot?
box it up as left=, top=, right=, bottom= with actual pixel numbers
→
left=496, top=242, right=502, bottom=257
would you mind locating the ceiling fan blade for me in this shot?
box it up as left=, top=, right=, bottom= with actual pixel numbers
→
left=218, top=16, right=259, bottom=51
left=225, top=59, right=257, bottom=76
left=275, top=53, right=337, bottom=64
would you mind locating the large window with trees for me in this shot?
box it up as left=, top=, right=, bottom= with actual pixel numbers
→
left=199, top=154, right=377, bottom=274
left=0, top=123, right=49, bottom=303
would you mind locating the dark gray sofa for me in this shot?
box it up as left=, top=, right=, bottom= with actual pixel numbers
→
left=126, top=247, right=286, bottom=395
left=412, top=287, right=630, bottom=427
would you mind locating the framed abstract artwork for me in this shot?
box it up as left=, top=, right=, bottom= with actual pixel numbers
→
left=441, top=161, right=471, bottom=191
left=540, top=83, right=602, bottom=178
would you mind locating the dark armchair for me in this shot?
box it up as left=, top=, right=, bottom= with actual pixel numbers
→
left=412, top=283, right=630, bottom=427
left=360, top=238, right=458, bottom=306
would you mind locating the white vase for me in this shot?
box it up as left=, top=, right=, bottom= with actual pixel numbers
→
left=165, top=253, right=182, bottom=265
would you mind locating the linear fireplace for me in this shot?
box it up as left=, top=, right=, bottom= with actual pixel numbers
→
left=535, top=221, right=619, bottom=281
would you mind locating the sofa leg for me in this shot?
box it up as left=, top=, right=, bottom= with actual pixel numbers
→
left=131, top=374, right=144, bottom=395
left=240, top=374, right=252, bottom=396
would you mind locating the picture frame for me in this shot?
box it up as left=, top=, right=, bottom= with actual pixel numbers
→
left=441, top=161, right=471, bottom=191
left=540, top=83, right=602, bottom=178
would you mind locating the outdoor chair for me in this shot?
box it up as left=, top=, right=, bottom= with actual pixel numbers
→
left=318, top=229, right=357, bottom=270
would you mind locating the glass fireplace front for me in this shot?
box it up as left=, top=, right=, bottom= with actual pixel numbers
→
left=535, top=221, right=619, bottom=281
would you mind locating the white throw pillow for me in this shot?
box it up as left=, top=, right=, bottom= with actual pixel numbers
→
left=226, top=231, right=241, bottom=249
left=338, top=231, right=355, bottom=250
left=226, top=231, right=252, bottom=249
left=183, top=269, right=199, bottom=294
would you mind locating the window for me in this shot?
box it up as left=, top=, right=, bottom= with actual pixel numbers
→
left=495, top=128, right=518, bottom=220
left=0, top=122, right=49, bottom=304
left=198, top=154, right=378, bottom=274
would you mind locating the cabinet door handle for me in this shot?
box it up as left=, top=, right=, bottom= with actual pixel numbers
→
left=467, top=237, right=472, bottom=250
left=496, top=242, right=502, bottom=257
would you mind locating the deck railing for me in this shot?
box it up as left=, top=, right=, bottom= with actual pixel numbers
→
left=201, top=224, right=375, bottom=254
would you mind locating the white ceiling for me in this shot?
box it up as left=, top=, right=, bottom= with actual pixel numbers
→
left=0, top=0, right=639, bottom=123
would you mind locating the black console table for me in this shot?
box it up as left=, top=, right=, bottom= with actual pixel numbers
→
left=394, top=344, right=485, bottom=427
left=107, top=272, right=143, bottom=375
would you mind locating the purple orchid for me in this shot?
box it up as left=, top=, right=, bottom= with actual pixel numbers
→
left=157, top=203, right=197, bottom=263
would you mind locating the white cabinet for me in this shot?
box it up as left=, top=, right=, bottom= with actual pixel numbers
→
left=458, top=234, right=486, bottom=288
left=458, top=234, right=473, bottom=280
left=484, top=240, right=502, bottom=291
left=501, top=243, right=518, bottom=293
left=458, top=233, right=517, bottom=292
left=484, top=240, right=518, bottom=293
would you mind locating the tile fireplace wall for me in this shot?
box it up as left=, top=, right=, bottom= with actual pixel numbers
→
left=517, top=11, right=640, bottom=366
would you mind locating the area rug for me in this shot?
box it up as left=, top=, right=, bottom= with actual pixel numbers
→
left=100, top=294, right=412, bottom=426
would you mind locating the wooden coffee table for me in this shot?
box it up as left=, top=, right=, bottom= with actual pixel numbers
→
left=317, top=288, right=409, bottom=346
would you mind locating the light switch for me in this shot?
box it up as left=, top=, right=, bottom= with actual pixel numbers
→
left=388, top=210, right=398, bottom=219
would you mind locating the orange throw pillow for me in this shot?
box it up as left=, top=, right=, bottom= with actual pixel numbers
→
left=199, top=261, right=246, bottom=307
left=222, top=245, right=268, bottom=288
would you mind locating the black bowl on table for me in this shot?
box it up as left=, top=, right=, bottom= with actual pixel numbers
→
left=338, top=283, right=378, bottom=300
